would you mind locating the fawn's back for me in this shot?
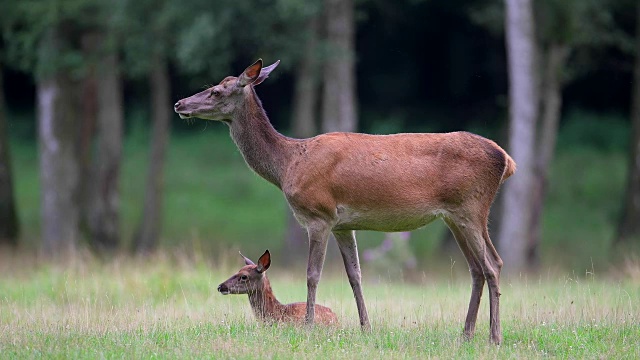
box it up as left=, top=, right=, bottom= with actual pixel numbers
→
left=278, top=302, right=337, bottom=325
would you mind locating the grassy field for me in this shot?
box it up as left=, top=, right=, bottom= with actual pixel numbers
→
left=0, top=252, right=638, bottom=359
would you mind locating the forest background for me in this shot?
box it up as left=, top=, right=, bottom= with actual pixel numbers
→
left=1, top=0, right=639, bottom=275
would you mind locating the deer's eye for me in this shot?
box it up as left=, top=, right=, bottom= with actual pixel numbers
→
left=211, top=90, right=220, bottom=98
left=240, top=275, right=248, bottom=281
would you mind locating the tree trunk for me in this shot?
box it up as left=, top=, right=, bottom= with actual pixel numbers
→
left=37, top=28, right=81, bottom=256
left=0, top=65, right=19, bottom=246
left=292, top=15, right=320, bottom=139
left=87, top=51, right=123, bottom=253
left=133, top=54, right=171, bottom=254
left=77, top=32, right=99, bottom=243
left=527, top=43, right=568, bottom=268
left=616, top=2, right=640, bottom=245
left=320, top=0, right=357, bottom=262
left=285, top=15, right=321, bottom=264
left=498, top=0, right=539, bottom=273
left=321, top=0, right=357, bottom=133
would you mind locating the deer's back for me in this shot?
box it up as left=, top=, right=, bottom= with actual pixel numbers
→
left=283, top=131, right=509, bottom=230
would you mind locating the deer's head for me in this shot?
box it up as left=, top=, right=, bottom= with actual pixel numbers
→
left=217, top=250, right=271, bottom=295
left=174, top=59, right=280, bottom=121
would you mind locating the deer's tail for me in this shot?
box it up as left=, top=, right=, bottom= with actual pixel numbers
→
left=501, top=152, right=516, bottom=183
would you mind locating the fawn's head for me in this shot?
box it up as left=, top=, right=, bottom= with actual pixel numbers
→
left=174, top=59, right=280, bottom=122
left=217, top=250, right=271, bottom=295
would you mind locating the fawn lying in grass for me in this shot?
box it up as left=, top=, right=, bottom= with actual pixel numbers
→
left=218, top=250, right=338, bottom=325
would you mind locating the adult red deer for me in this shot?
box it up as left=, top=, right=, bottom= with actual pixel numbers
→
left=174, top=59, right=515, bottom=344
left=218, top=250, right=338, bottom=325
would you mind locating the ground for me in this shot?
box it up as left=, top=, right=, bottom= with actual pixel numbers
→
left=1, top=252, right=638, bottom=359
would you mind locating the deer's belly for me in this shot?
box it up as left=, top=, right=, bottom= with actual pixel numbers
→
left=332, top=205, right=444, bottom=232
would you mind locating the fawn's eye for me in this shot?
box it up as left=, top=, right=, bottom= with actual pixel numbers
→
left=210, top=90, right=220, bottom=98
left=240, top=275, right=248, bottom=281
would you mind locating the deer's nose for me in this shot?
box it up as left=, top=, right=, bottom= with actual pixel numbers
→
left=174, top=100, right=182, bottom=110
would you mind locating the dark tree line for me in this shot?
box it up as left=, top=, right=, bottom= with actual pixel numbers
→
left=617, top=0, right=640, bottom=246
left=0, top=65, right=19, bottom=247
left=0, top=0, right=358, bottom=257
left=0, top=0, right=638, bottom=269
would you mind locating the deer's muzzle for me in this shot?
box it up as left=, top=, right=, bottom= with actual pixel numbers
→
left=173, top=101, right=191, bottom=119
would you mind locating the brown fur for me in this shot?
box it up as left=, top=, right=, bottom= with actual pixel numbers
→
left=176, top=59, right=515, bottom=344
left=218, top=250, right=338, bottom=325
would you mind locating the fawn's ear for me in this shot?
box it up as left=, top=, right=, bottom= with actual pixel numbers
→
left=256, top=250, right=271, bottom=273
left=253, top=60, right=280, bottom=86
left=237, top=59, right=263, bottom=87
left=239, top=252, right=255, bottom=266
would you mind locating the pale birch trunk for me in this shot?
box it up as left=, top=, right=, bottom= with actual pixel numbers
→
left=37, top=28, right=80, bottom=256
left=498, top=0, right=539, bottom=272
left=321, top=0, right=357, bottom=133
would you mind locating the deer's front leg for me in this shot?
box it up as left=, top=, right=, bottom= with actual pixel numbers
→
left=305, top=222, right=331, bottom=326
left=334, top=230, right=371, bottom=331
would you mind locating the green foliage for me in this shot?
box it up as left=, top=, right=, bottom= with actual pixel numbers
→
left=544, top=148, right=626, bottom=270
left=1, top=0, right=116, bottom=77
left=470, top=0, right=633, bottom=47
left=541, top=111, right=629, bottom=269
left=556, top=109, right=629, bottom=153
left=113, top=0, right=177, bottom=77
left=174, top=12, right=233, bottom=77
left=172, top=0, right=321, bottom=82
left=468, top=1, right=503, bottom=37
left=537, top=0, right=633, bottom=81
left=2, top=0, right=323, bottom=81
left=470, top=0, right=634, bottom=81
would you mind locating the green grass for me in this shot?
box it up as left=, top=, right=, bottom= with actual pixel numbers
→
left=0, top=253, right=638, bottom=359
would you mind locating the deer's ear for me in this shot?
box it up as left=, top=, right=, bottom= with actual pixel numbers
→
left=256, top=250, right=271, bottom=273
left=237, top=59, right=263, bottom=87
left=239, top=251, right=255, bottom=266
left=253, top=60, right=280, bottom=86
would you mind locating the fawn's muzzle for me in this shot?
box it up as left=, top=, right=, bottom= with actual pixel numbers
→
left=218, top=284, right=230, bottom=295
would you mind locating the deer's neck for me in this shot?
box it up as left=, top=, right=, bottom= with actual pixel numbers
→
left=228, top=89, right=296, bottom=189
left=247, top=276, right=284, bottom=322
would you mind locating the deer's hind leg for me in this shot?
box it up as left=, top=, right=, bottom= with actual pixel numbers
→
left=482, top=226, right=503, bottom=345
left=445, top=213, right=503, bottom=345
left=444, top=218, right=485, bottom=341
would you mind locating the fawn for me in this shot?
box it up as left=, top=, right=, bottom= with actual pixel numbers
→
left=218, top=250, right=338, bottom=325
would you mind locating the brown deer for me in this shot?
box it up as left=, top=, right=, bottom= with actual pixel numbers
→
left=175, top=59, right=515, bottom=344
left=217, top=250, right=338, bottom=325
